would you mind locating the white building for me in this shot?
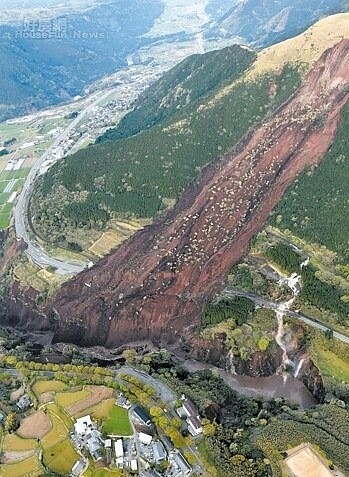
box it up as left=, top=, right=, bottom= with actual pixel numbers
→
left=114, top=439, right=124, bottom=468
left=139, top=432, right=153, bottom=445
left=182, top=399, right=203, bottom=436
left=74, top=415, right=92, bottom=435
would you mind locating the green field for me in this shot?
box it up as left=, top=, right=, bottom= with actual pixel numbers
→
left=84, top=466, right=124, bottom=477
left=0, top=169, right=29, bottom=181
left=311, top=347, right=349, bottom=382
left=102, top=405, right=132, bottom=436
left=0, top=212, right=10, bottom=228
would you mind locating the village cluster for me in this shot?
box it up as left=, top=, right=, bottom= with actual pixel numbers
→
left=69, top=393, right=202, bottom=477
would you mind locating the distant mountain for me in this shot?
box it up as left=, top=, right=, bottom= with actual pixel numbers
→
left=0, top=0, right=163, bottom=121
left=207, top=0, right=348, bottom=46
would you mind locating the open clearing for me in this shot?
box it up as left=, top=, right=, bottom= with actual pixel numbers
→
left=68, top=386, right=113, bottom=416
left=102, top=405, right=132, bottom=436
left=17, top=410, right=51, bottom=439
left=311, top=347, right=349, bottom=382
left=285, top=444, right=333, bottom=477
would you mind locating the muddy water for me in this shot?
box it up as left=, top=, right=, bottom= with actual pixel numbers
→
left=182, top=359, right=317, bottom=408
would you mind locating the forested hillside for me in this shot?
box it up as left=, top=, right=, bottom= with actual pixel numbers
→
left=270, top=102, right=349, bottom=263
left=30, top=46, right=302, bottom=247
left=98, top=45, right=256, bottom=142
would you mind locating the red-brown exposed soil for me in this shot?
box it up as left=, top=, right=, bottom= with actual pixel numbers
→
left=48, top=39, right=349, bottom=348
left=4, top=40, right=348, bottom=350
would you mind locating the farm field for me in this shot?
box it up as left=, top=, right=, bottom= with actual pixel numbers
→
left=42, top=438, right=79, bottom=475
left=68, top=386, right=114, bottom=416
left=17, top=410, right=51, bottom=439
left=0, top=167, right=30, bottom=228
left=55, top=388, right=91, bottom=410
left=0, top=454, right=43, bottom=477
left=79, top=397, right=115, bottom=420
left=32, top=379, right=67, bottom=399
left=2, top=433, right=37, bottom=452
left=0, top=379, right=122, bottom=476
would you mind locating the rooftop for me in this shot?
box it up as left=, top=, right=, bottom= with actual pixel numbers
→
left=74, top=415, right=92, bottom=435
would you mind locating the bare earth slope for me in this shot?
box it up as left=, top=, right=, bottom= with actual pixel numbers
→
left=51, top=40, right=349, bottom=347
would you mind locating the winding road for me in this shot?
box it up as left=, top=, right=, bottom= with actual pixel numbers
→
left=13, top=90, right=115, bottom=275
left=223, top=287, right=349, bottom=345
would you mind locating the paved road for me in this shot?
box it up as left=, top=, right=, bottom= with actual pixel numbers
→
left=13, top=90, right=114, bottom=275
left=223, top=287, right=349, bottom=345
left=117, top=366, right=177, bottom=405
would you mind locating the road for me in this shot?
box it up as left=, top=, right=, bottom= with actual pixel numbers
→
left=117, top=366, right=177, bottom=405
left=223, top=287, right=349, bottom=345
left=13, top=89, right=115, bottom=275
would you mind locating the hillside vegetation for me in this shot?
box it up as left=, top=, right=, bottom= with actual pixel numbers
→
left=270, top=102, right=349, bottom=263
left=98, top=45, right=257, bottom=142
left=31, top=46, right=302, bottom=248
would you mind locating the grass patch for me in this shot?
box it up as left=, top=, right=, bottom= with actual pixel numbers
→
left=311, top=347, right=349, bottom=382
left=42, top=438, right=79, bottom=475
left=0, top=455, right=43, bottom=477
left=0, top=212, right=10, bottom=229
left=197, top=439, right=222, bottom=477
left=2, top=433, right=37, bottom=452
left=84, top=466, right=124, bottom=477
left=55, top=388, right=90, bottom=409
left=32, top=379, right=66, bottom=396
left=102, top=405, right=132, bottom=436
left=0, top=168, right=30, bottom=181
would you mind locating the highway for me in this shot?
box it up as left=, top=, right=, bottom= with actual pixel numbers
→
left=13, top=90, right=115, bottom=275
left=223, top=287, right=349, bottom=345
